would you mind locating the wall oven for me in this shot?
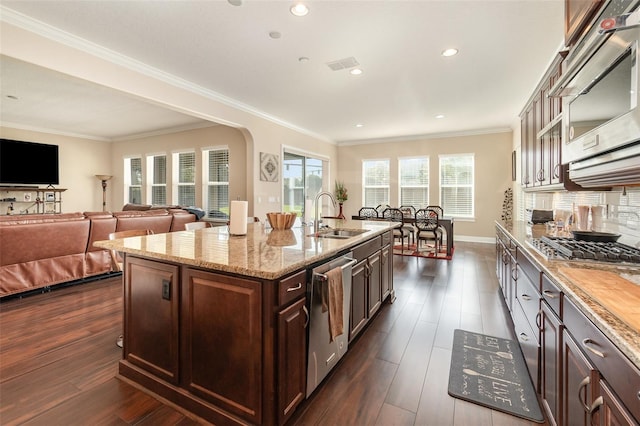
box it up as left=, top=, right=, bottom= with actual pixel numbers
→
left=551, top=0, right=640, bottom=186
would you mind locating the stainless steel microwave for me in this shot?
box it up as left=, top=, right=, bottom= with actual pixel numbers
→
left=551, top=2, right=640, bottom=166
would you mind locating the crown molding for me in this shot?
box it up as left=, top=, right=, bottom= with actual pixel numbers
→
left=0, top=121, right=111, bottom=142
left=337, top=127, right=513, bottom=146
left=0, top=6, right=333, bottom=144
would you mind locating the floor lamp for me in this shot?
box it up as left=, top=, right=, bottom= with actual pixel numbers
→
left=95, top=175, right=113, bottom=212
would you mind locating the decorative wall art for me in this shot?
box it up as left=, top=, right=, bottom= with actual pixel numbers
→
left=260, top=152, right=279, bottom=182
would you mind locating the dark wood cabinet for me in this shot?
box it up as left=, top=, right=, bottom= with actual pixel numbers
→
left=381, top=244, right=391, bottom=300
left=181, top=268, right=263, bottom=423
left=349, top=232, right=392, bottom=342
left=520, top=51, right=579, bottom=191
left=121, top=258, right=313, bottom=425
left=367, top=250, right=382, bottom=317
left=124, top=257, right=180, bottom=384
left=277, top=297, right=307, bottom=424
left=562, top=328, right=597, bottom=426
left=350, top=259, right=368, bottom=340
left=496, top=225, right=640, bottom=426
left=541, top=301, right=563, bottom=425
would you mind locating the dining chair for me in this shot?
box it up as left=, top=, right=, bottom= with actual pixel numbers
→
left=358, top=207, right=379, bottom=219
left=185, top=221, right=209, bottom=230
left=382, top=207, right=411, bottom=251
left=109, top=229, right=154, bottom=348
left=376, top=204, right=391, bottom=215
left=414, top=208, right=442, bottom=255
left=426, top=205, right=445, bottom=246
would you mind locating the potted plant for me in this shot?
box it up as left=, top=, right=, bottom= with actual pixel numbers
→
left=334, top=181, right=348, bottom=219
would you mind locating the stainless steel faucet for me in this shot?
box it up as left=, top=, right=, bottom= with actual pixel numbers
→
left=314, top=191, right=336, bottom=235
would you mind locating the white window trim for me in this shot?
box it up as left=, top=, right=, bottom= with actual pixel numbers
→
left=398, top=155, right=429, bottom=208
left=362, top=158, right=390, bottom=207
left=172, top=150, right=196, bottom=206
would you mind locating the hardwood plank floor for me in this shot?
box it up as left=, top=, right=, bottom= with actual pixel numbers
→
left=0, top=242, right=548, bottom=425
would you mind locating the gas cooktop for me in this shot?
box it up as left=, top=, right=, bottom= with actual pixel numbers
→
left=529, top=236, right=640, bottom=264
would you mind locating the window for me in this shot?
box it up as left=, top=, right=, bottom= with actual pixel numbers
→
left=439, top=154, right=474, bottom=218
left=173, top=151, right=196, bottom=206
left=124, top=157, right=142, bottom=204
left=147, top=154, right=167, bottom=205
left=203, top=148, right=229, bottom=219
left=399, top=157, right=429, bottom=207
left=363, top=159, right=390, bottom=207
left=282, top=152, right=324, bottom=217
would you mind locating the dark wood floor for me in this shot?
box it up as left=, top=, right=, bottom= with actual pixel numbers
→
left=0, top=242, right=547, bottom=425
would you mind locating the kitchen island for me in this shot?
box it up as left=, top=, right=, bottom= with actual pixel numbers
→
left=94, top=219, right=398, bottom=425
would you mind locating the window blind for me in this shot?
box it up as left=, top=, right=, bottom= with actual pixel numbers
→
left=363, top=160, right=390, bottom=207
left=439, top=154, right=474, bottom=218
left=205, top=149, right=229, bottom=219
left=399, top=157, right=429, bottom=207
left=177, top=152, right=196, bottom=206
left=151, top=155, right=166, bottom=205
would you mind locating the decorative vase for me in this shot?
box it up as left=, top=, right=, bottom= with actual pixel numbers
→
left=337, top=202, right=346, bottom=219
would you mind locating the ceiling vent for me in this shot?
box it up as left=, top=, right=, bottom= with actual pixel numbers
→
left=326, top=57, right=359, bottom=71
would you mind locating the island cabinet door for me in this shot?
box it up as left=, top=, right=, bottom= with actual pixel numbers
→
left=367, top=250, right=382, bottom=317
left=380, top=244, right=391, bottom=300
left=181, top=268, right=262, bottom=425
left=124, top=257, right=180, bottom=384
left=349, top=259, right=368, bottom=342
left=277, top=297, right=307, bottom=425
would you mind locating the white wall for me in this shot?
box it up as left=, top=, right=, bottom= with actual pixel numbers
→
left=337, top=131, right=513, bottom=240
left=0, top=20, right=338, bottom=220
left=0, top=126, right=111, bottom=213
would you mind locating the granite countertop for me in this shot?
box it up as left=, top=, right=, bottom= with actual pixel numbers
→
left=94, top=219, right=398, bottom=280
left=497, top=220, right=640, bottom=371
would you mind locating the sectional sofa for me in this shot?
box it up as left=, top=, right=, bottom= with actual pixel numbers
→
left=0, top=208, right=197, bottom=298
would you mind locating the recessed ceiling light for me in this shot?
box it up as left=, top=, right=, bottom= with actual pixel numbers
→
left=298, top=56, right=310, bottom=63
left=436, top=114, right=445, bottom=119
left=6, top=95, right=18, bottom=100
left=269, top=31, right=281, bottom=39
left=356, top=124, right=364, bottom=128
left=441, top=48, right=459, bottom=57
left=349, top=68, right=363, bottom=76
left=227, top=0, right=242, bottom=6
left=290, top=3, right=309, bottom=16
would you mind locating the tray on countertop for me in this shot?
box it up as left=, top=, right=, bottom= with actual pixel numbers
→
left=558, top=267, right=640, bottom=334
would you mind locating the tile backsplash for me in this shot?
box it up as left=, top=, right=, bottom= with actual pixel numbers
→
left=519, top=187, right=640, bottom=248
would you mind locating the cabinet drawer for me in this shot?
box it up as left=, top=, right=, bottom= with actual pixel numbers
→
left=516, top=267, right=541, bottom=331
left=564, top=297, right=640, bottom=420
left=511, top=300, right=540, bottom=389
left=541, top=274, right=562, bottom=318
left=278, top=270, right=307, bottom=306
left=352, top=236, right=382, bottom=261
left=516, top=250, right=541, bottom=289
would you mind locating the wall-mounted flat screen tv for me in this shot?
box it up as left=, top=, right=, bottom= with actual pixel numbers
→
left=0, top=139, right=60, bottom=185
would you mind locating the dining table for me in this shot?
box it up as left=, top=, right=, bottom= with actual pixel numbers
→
left=351, top=213, right=454, bottom=257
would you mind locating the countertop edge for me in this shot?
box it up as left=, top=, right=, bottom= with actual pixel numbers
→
left=95, top=221, right=398, bottom=281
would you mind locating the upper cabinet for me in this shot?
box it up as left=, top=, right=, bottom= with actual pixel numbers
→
left=520, top=51, right=583, bottom=191
left=564, top=0, right=604, bottom=46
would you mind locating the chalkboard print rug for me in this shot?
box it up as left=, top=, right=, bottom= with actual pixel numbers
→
left=448, top=329, right=544, bottom=423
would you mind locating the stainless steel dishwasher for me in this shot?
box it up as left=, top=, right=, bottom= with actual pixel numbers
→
left=306, top=253, right=356, bottom=397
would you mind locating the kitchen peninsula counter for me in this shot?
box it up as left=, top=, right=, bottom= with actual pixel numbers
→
left=95, top=219, right=398, bottom=426
left=496, top=221, right=640, bottom=371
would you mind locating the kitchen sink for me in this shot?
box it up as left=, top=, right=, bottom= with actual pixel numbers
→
left=312, top=228, right=368, bottom=239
